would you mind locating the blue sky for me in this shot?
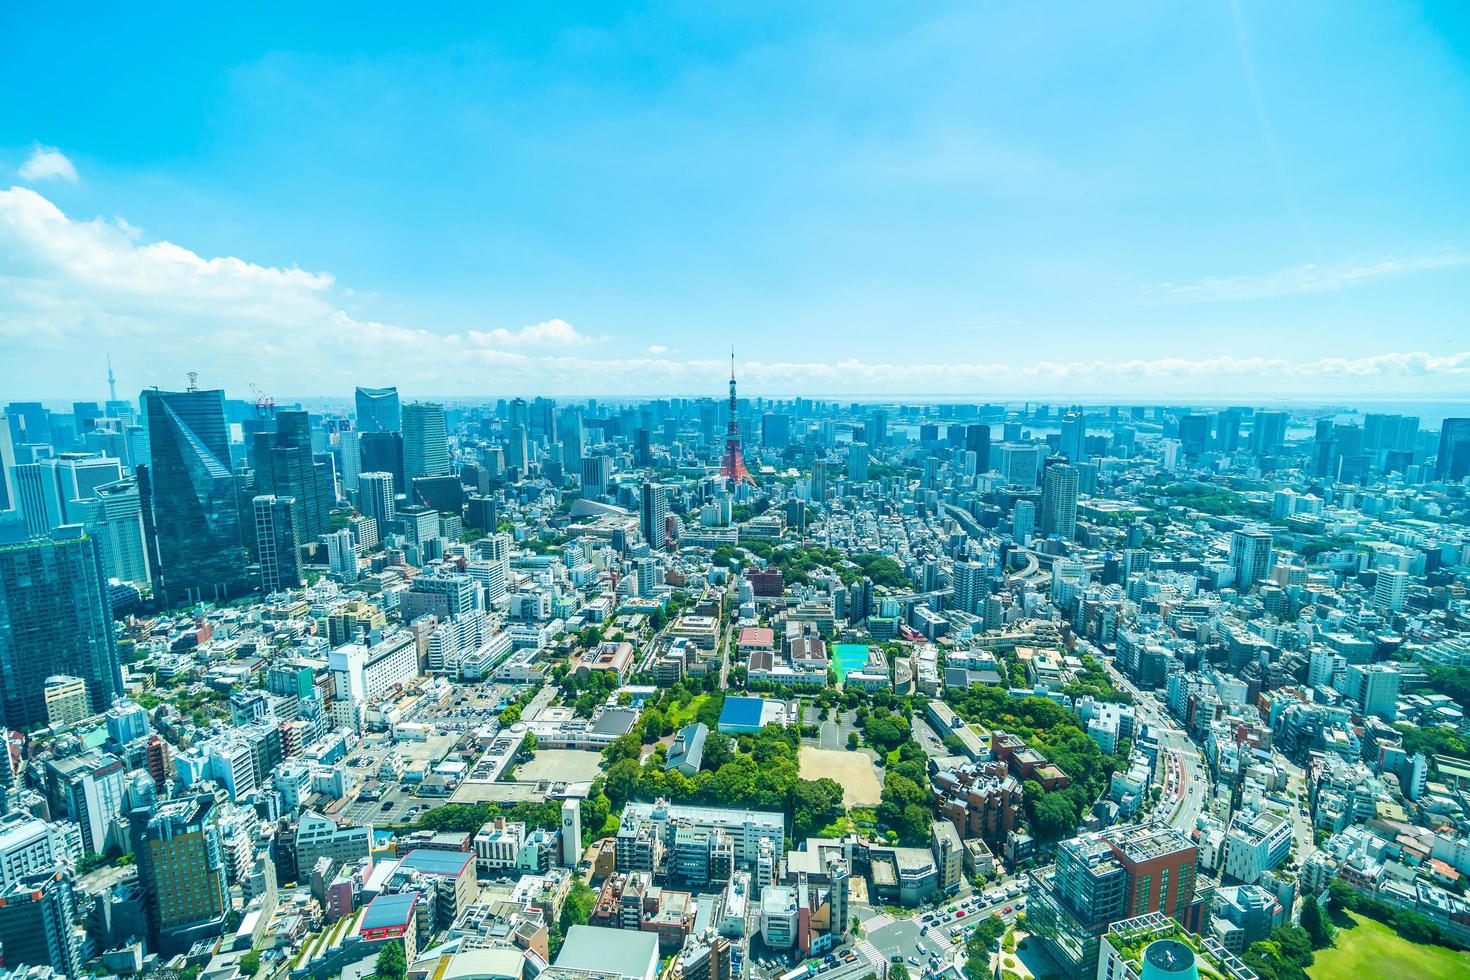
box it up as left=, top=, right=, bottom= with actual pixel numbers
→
left=2, top=2, right=1468, bottom=399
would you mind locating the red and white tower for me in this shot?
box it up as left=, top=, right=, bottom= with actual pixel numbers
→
left=720, top=349, right=755, bottom=485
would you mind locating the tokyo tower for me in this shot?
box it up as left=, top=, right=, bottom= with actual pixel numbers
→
left=720, top=349, right=755, bottom=485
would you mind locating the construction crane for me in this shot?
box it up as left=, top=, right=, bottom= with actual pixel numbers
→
left=249, top=382, right=276, bottom=418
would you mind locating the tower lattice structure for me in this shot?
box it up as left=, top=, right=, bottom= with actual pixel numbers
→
left=720, top=351, right=755, bottom=485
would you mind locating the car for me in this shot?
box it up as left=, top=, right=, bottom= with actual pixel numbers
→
left=908, top=958, right=919, bottom=967
left=1003, top=906, right=1013, bottom=914
left=955, top=910, right=965, bottom=918
left=890, top=955, right=903, bottom=964
left=380, top=801, right=394, bottom=810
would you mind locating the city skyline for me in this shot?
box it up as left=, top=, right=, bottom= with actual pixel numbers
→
left=3, top=3, right=1470, bottom=398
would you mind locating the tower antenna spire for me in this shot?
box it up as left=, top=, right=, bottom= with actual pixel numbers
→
left=719, top=344, right=754, bottom=486
left=106, top=354, right=117, bottom=403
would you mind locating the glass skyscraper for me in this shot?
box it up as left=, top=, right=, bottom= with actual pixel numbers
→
left=354, top=385, right=401, bottom=433
left=140, top=388, right=247, bottom=606
left=402, top=401, right=451, bottom=482
left=0, top=527, right=123, bottom=729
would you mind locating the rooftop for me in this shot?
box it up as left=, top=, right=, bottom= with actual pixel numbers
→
left=360, top=891, right=418, bottom=932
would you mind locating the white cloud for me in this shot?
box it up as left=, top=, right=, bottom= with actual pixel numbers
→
left=1, top=185, right=1467, bottom=398
left=18, top=145, right=79, bottom=183
left=468, top=319, right=594, bottom=349
left=1149, top=252, right=1466, bottom=303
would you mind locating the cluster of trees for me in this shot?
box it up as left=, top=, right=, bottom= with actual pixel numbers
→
left=412, top=798, right=566, bottom=835
left=1427, top=664, right=1470, bottom=715
left=551, top=663, right=623, bottom=718
left=1155, top=482, right=1270, bottom=520
left=600, top=722, right=847, bottom=842
left=1060, top=655, right=1134, bottom=705
left=374, top=940, right=407, bottom=980
left=1328, top=878, right=1464, bottom=949
left=961, top=914, right=1008, bottom=980
left=1239, top=922, right=1316, bottom=980
left=1394, top=723, right=1468, bottom=764
left=550, top=881, right=597, bottom=958
left=876, top=739, right=935, bottom=846
left=944, top=687, right=1126, bottom=842
left=838, top=553, right=909, bottom=589
left=861, top=705, right=913, bottom=754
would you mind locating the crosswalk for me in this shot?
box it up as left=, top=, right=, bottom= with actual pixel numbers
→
left=855, top=939, right=885, bottom=967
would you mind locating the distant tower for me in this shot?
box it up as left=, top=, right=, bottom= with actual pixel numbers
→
left=106, top=355, right=118, bottom=403
left=719, top=350, right=755, bottom=485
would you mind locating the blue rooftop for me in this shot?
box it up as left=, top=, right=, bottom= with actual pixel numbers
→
left=361, top=890, right=418, bottom=930
left=719, top=696, right=767, bottom=731
left=398, top=847, right=474, bottom=876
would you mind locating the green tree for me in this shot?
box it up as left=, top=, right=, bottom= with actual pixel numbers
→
left=239, top=950, right=261, bottom=977
left=847, top=731, right=860, bottom=750
left=792, top=778, right=845, bottom=839
left=889, top=963, right=911, bottom=980
left=1299, top=895, right=1333, bottom=950
left=375, top=940, right=407, bottom=980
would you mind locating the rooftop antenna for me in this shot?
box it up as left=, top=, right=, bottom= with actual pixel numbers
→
left=106, top=355, right=117, bottom=402
left=186, top=371, right=199, bottom=392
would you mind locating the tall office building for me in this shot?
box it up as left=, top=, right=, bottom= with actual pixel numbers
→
left=1215, top=409, right=1243, bottom=452
left=1250, top=411, right=1287, bottom=454
left=1177, top=414, right=1210, bottom=456
left=0, top=414, right=15, bottom=511
left=337, top=423, right=362, bottom=492
left=79, top=477, right=151, bottom=585
left=358, top=430, right=405, bottom=495
left=761, top=413, right=791, bottom=450
left=846, top=443, right=869, bottom=482
left=641, top=482, right=668, bottom=550
left=0, top=868, right=84, bottom=977
left=253, top=410, right=332, bottom=541
left=253, top=495, right=304, bottom=594
left=0, top=528, right=123, bottom=730
left=634, top=427, right=653, bottom=468
left=1040, top=463, right=1079, bottom=540
left=965, top=424, right=992, bottom=473
left=1436, top=418, right=1470, bottom=482
left=403, top=402, right=451, bottom=482
left=560, top=410, right=585, bottom=472
left=140, top=388, right=248, bottom=605
left=996, top=443, right=1041, bottom=487
left=357, top=472, right=396, bottom=532
left=1373, top=568, right=1410, bottom=613
left=505, top=424, right=530, bottom=475
left=582, top=455, right=613, bottom=496
left=1229, top=528, right=1274, bottom=592
left=1057, top=414, right=1085, bottom=462
left=354, top=386, right=402, bottom=433
left=867, top=410, right=888, bottom=448
left=9, top=463, right=53, bottom=537
left=1012, top=500, right=1036, bottom=544
left=134, top=795, right=230, bottom=954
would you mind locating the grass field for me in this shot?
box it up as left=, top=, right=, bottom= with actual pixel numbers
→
left=1308, top=911, right=1470, bottom=980
left=667, top=694, right=710, bottom=728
